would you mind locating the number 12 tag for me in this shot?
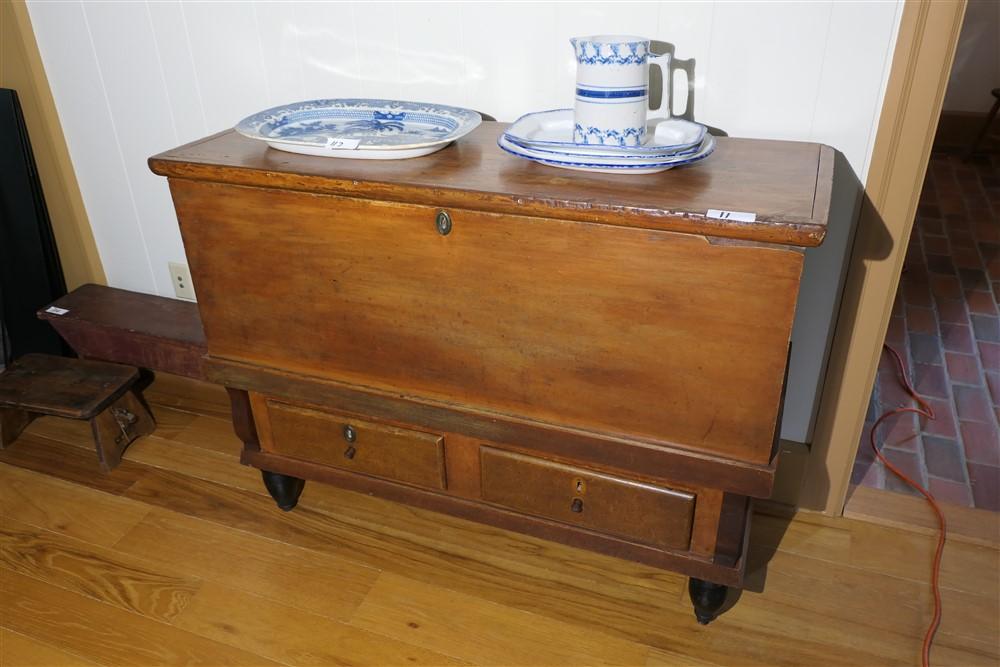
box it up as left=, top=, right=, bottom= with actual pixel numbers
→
left=325, top=137, right=361, bottom=150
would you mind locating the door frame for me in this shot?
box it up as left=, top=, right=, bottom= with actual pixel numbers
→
left=799, top=0, right=969, bottom=514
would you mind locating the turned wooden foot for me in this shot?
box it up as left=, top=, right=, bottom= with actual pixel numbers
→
left=262, top=470, right=305, bottom=511
left=688, top=578, right=728, bottom=625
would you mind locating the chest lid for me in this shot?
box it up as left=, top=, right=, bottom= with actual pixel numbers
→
left=149, top=122, right=833, bottom=247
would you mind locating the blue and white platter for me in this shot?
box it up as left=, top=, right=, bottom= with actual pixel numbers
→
left=235, top=99, right=482, bottom=159
left=505, top=109, right=707, bottom=156
left=498, top=133, right=716, bottom=174
left=513, top=134, right=702, bottom=161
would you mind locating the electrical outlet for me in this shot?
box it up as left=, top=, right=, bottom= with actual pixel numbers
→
left=168, top=262, right=196, bottom=301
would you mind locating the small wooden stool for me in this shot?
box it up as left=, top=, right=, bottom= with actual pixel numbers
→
left=0, top=354, right=154, bottom=471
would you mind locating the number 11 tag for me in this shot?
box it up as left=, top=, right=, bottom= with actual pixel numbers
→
left=707, top=209, right=757, bottom=223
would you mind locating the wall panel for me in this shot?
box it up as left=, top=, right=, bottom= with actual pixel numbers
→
left=27, top=0, right=154, bottom=293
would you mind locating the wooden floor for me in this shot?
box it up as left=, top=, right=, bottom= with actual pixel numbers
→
left=1, top=374, right=997, bottom=667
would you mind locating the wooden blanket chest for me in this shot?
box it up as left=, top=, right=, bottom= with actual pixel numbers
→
left=150, top=122, right=832, bottom=623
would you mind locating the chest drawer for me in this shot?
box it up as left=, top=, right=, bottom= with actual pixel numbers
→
left=262, top=399, right=446, bottom=490
left=480, top=447, right=694, bottom=551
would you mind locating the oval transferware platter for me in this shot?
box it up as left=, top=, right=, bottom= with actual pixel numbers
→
left=235, top=99, right=482, bottom=159
left=498, top=133, right=716, bottom=175
left=505, top=109, right=706, bottom=156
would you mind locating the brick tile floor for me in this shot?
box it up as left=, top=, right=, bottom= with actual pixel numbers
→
left=853, top=153, right=999, bottom=511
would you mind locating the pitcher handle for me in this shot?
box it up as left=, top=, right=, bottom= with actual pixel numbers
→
left=648, top=52, right=672, bottom=119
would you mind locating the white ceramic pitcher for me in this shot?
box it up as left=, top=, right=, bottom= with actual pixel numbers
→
left=571, top=35, right=671, bottom=146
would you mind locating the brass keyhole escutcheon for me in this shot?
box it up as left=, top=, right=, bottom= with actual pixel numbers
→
left=342, top=425, right=357, bottom=459
left=435, top=210, right=452, bottom=236
left=571, top=498, right=584, bottom=513
left=573, top=478, right=586, bottom=494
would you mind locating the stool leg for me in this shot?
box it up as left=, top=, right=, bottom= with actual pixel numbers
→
left=90, top=390, right=155, bottom=472
left=0, top=409, right=34, bottom=449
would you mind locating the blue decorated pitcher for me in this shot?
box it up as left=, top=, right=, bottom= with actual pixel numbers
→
left=571, top=35, right=671, bottom=146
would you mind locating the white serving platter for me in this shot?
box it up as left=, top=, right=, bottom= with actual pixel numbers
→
left=498, top=132, right=716, bottom=174
left=507, top=136, right=701, bottom=161
left=235, top=98, right=482, bottom=159
left=505, top=109, right=707, bottom=155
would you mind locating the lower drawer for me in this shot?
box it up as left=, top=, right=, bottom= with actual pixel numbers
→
left=263, top=399, right=446, bottom=490
left=480, top=447, right=694, bottom=551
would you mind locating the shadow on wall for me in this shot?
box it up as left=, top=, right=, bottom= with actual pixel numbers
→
left=649, top=40, right=727, bottom=138
left=739, top=152, right=892, bottom=598
left=799, top=150, right=893, bottom=514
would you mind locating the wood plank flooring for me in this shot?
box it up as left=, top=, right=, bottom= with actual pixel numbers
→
left=1, top=373, right=997, bottom=666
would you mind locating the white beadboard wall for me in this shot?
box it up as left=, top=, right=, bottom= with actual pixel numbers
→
left=26, top=0, right=902, bottom=444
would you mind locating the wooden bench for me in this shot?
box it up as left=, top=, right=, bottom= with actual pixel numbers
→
left=0, top=353, right=154, bottom=471
left=37, top=283, right=207, bottom=380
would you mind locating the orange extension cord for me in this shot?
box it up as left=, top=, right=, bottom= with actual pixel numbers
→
left=869, top=344, right=947, bottom=667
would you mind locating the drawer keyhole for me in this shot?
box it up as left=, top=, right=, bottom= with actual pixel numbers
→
left=343, top=425, right=357, bottom=443
left=435, top=210, right=452, bottom=236
left=570, top=498, right=584, bottom=513
left=344, top=445, right=357, bottom=460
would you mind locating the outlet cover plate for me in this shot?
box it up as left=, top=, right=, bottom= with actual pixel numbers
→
left=168, top=262, right=196, bottom=301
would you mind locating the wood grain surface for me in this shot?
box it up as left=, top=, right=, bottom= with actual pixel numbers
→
left=844, top=484, right=1000, bottom=548
left=0, top=372, right=996, bottom=666
left=36, top=284, right=207, bottom=381
left=1, top=519, right=199, bottom=623
left=1, top=570, right=277, bottom=666
left=37, top=284, right=205, bottom=347
left=0, top=409, right=33, bottom=449
left=263, top=399, right=447, bottom=490
left=114, top=509, right=379, bottom=621
left=171, top=581, right=469, bottom=666
left=241, top=447, right=749, bottom=587
left=1, top=627, right=98, bottom=666
left=0, top=459, right=148, bottom=546
left=209, top=358, right=778, bottom=498
left=149, top=124, right=833, bottom=246
left=689, top=487, right=725, bottom=557
left=173, top=179, right=802, bottom=465
left=350, top=572, right=649, bottom=666
left=0, top=354, right=137, bottom=418
left=479, top=447, right=695, bottom=551
left=89, top=389, right=155, bottom=472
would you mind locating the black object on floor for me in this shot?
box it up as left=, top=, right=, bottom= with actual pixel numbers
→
left=0, top=88, right=67, bottom=368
